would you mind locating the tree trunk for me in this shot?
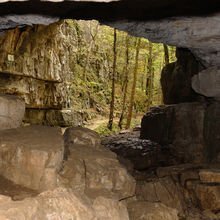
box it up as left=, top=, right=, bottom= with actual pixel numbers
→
left=83, top=22, right=99, bottom=81
left=163, top=44, right=170, bottom=65
left=125, top=38, right=141, bottom=129
left=108, top=28, right=117, bottom=130
left=118, top=34, right=129, bottom=129
left=146, top=41, right=154, bottom=109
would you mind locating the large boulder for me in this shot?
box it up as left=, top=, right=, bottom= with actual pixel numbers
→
left=59, top=127, right=136, bottom=200
left=161, top=48, right=201, bottom=104
left=0, top=94, right=25, bottom=130
left=141, top=102, right=206, bottom=163
left=0, top=125, right=64, bottom=191
left=102, top=131, right=175, bottom=171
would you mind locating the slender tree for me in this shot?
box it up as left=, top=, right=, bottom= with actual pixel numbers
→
left=83, top=21, right=99, bottom=81
left=108, top=28, right=117, bottom=130
left=146, top=41, right=154, bottom=109
left=118, top=34, right=130, bottom=129
left=126, top=38, right=141, bottom=129
left=163, top=44, right=170, bottom=65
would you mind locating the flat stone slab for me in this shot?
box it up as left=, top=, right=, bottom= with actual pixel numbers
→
left=0, top=94, right=25, bottom=130
left=0, top=125, right=64, bottom=191
left=199, top=169, right=220, bottom=183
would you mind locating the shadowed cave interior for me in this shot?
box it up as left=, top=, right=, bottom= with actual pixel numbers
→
left=0, top=1, right=219, bottom=220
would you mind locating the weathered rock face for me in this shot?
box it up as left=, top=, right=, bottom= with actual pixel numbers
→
left=110, top=13, right=220, bottom=68
left=101, top=130, right=220, bottom=219
left=128, top=201, right=179, bottom=220
left=161, top=48, right=202, bottom=104
left=0, top=126, right=139, bottom=219
left=0, top=187, right=130, bottom=220
left=136, top=176, right=187, bottom=214
left=141, top=102, right=208, bottom=163
left=132, top=163, right=220, bottom=220
left=0, top=94, right=25, bottom=130
left=196, top=169, right=220, bottom=212
left=192, top=67, right=220, bottom=99
left=59, top=127, right=136, bottom=200
left=0, top=125, right=64, bottom=191
left=0, top=21, right=80, bottom=126
left=102, top=131, right=176, bottom=171
left=204, top=101, right=220, bottom=161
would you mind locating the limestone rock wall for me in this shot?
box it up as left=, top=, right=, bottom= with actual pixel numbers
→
left=140, top=102, right=220, bottom=163
left=0, top=21, right=78, bottom=125
left=0, top=94, right=25, bottom=130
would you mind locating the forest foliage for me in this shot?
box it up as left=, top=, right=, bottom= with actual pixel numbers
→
left=65, top=19, right=176, bottom=132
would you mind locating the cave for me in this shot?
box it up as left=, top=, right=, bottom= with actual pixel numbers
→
left=0, top=1, right=219, bottom=219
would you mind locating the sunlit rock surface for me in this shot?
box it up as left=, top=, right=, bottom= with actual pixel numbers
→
left=0, top=22, right=74, bottom=109
left=0, top=21, right=85, bottom=126
left=0, top=94, right=25, bottom=130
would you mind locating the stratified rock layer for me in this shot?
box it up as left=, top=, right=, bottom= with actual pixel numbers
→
left=0, top=94, right=25, bottom=130
left=0, top=22, right=80, bottom=126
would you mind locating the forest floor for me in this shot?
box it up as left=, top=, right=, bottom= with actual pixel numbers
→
left=85, top=114, right=143, bottom=136
left=85, top=116, right=109, bottom=130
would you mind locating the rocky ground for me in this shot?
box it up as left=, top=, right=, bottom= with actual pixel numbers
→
left=102, top=129, right=220, bottom=220
left=0, top=124, right=219, bottom=219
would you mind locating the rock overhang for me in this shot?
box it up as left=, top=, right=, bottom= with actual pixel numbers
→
left=0, top=0, right=219, bottom=27
left=0, top=0, right=220, bottom=99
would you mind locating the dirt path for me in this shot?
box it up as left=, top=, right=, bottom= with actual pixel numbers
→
left=85, top=116, right=109, bottom=130
left=85, top=115, right=142, bottom=131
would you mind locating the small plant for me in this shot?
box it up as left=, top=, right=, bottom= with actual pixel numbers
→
left=95, top=123, right=120, bottom=136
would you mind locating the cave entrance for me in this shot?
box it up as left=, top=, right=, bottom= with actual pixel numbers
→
left=0, top=17, right=219, bottom=220
left=0, top=19, right=176, bottom=134
left=0, top=18, right=177, bottom=198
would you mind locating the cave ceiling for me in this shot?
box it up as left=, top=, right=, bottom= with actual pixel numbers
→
left=0, top=1, right=220, bottom=74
